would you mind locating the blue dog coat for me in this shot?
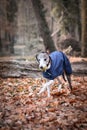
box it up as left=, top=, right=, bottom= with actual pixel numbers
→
left=43, top=51, right=72, bottom=80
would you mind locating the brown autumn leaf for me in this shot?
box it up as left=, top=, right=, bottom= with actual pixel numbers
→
left=0, top=74, right=87, bottom=130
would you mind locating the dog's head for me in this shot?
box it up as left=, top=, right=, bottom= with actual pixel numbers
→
left=36, top=52, right=51, bottom=72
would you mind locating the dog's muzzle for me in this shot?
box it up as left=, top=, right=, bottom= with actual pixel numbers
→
left=40, top=66, right=47, bottom=72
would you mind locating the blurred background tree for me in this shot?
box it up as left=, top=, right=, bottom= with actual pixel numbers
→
left=51, top=0, right=81, bottom=41
left=31, top=0, right=56, bottom=52
left=6, top=0, right=18, bottom=23
left=0, top=0, right=87, bottom=57
left=81, top=0, right=87, bottom=57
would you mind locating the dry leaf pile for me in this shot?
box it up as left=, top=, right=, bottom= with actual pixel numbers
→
left=0, top=76, right=87, bottom=130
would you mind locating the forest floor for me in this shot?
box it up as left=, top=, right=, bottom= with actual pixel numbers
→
left=0, top=56, right=87, bottom=130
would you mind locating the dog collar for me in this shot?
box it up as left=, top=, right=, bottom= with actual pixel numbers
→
left=47, top=56, right=51, bottom=67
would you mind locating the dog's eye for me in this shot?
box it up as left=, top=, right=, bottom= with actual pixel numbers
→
left=44, top=59, right=47, bottom=61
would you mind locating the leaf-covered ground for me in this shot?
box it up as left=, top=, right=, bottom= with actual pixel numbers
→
left=0, top=76, right=87, bottom=130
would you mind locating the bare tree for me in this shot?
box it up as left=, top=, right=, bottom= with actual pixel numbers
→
left=81, top=0, right=87, bottom=57
left=31, top=0, right=56, bottom=52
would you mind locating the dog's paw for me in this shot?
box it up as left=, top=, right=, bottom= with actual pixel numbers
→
left=35, top=92, right=41, bottom=98
left=37, top=92, right=41, bottom=96
left=58, top=84, right=62, bottom=92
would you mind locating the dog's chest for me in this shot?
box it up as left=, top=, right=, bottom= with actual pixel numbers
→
left=43, top=55, right=64, bottom=80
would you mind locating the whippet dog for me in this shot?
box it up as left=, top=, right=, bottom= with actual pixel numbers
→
left=36, top=51, right=72, bottom=97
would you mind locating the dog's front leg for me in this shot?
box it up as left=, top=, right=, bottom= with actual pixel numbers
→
left=38, top=84, right=47, bottom=95
left=46, top=80, right=54, bottom=97
left=38, top=80, right=54, bottom=97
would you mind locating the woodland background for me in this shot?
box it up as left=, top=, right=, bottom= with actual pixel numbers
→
left=0, top=0, right=87, bottom=57
left=0, top=0, right=87, bottom=130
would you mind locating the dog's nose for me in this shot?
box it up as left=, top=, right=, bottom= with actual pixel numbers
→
left=40, top=66, right=43, bottom=69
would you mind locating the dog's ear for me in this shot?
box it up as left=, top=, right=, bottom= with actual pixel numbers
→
left=36, top=54, right=39, bottom=62
left=42, top=51, right=48, bottom=55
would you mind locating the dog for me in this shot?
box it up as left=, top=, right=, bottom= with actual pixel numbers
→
left=36, top=51, right=72, bottom=97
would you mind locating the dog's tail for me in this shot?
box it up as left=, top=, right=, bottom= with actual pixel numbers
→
left=62, top=72, right=66, bottom=82
left=61, top=52, right=72, bottom=75
left=61, top=52, right=72, bottom=90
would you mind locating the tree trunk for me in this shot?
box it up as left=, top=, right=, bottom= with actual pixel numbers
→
left=31, top=0, right=56, bottom=52
left=0, top=60, right=87, bottom=78
left=81, top=0, right=87, bottom=57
